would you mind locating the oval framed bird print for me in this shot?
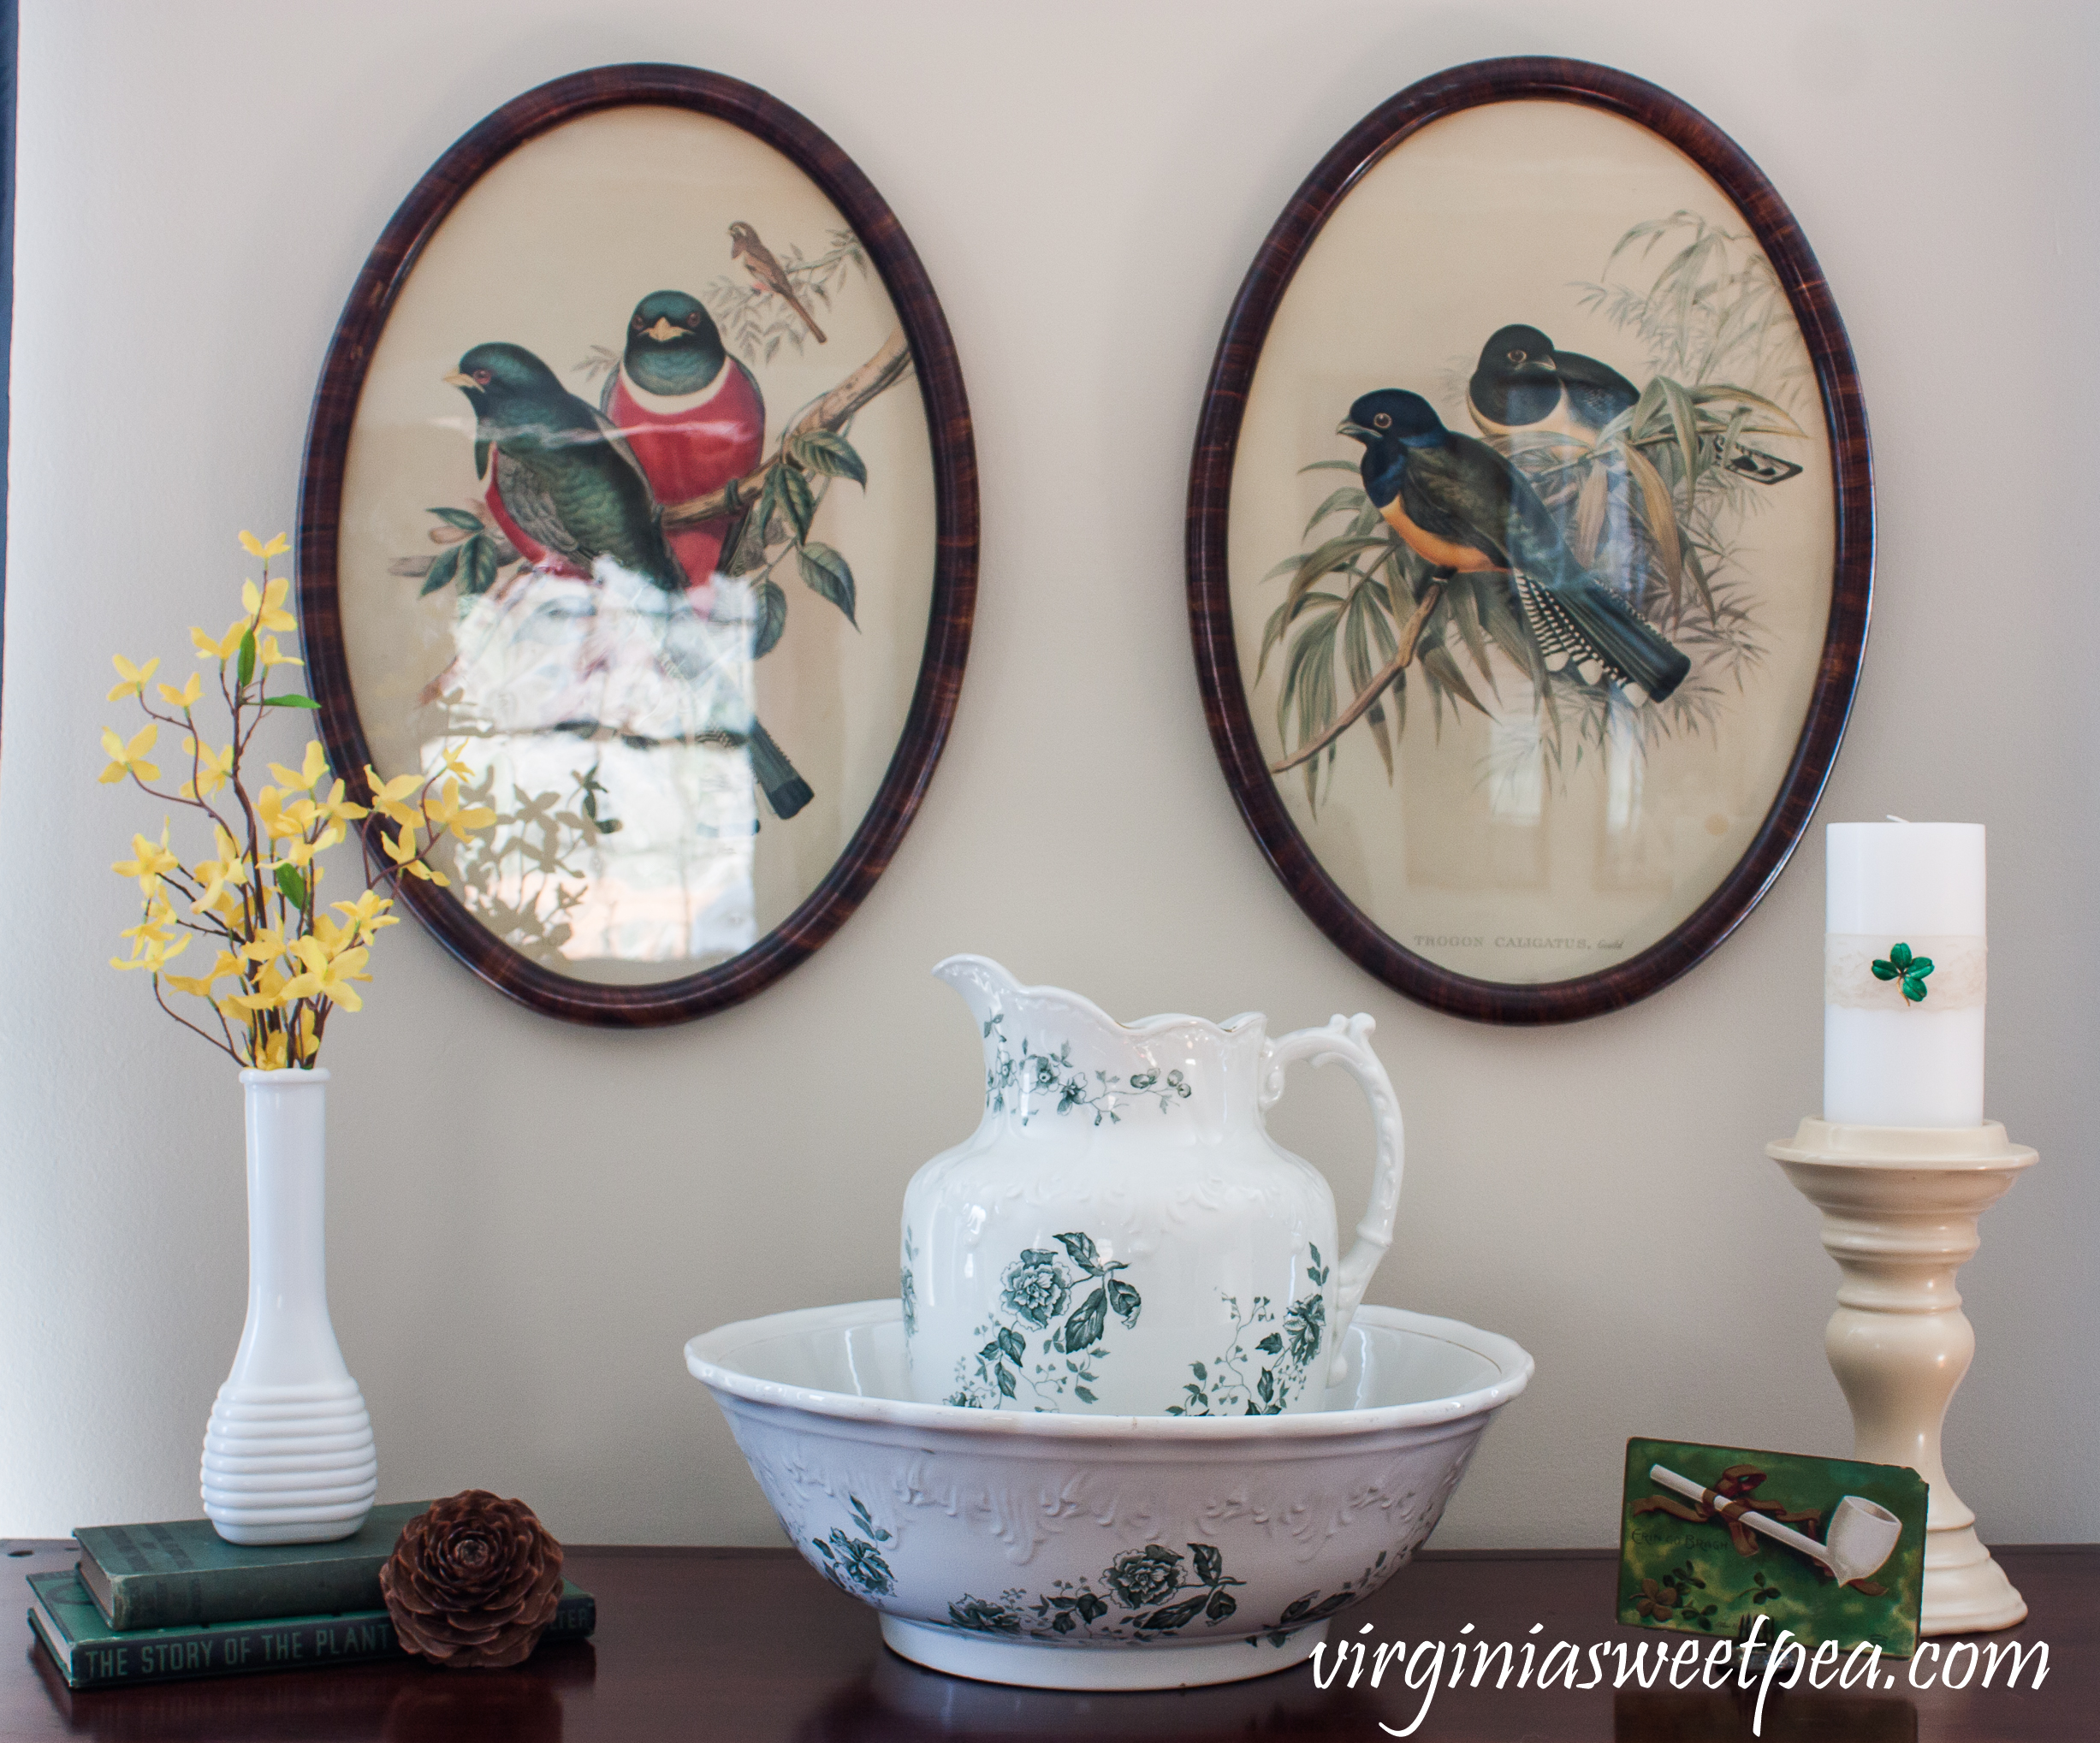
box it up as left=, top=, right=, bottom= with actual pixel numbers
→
left=1188, top=57, right=1871, bottom=1024
left=299, top=65, right=976, bottom=1024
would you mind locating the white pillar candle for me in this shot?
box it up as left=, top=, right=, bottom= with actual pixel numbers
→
left=1824, top=821, right=1986, bottom=1128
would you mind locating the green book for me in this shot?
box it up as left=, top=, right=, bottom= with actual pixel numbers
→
left=74, top=1502, right=433, bottom=1630
left=27, top=1568, right=596, bottom=1689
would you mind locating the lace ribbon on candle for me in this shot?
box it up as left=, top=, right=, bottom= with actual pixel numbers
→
left=1824, top=934, right=1986, bottom=1011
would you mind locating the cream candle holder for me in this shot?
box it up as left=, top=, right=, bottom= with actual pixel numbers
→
left=1767, top=1118, right=2035, bottom=1635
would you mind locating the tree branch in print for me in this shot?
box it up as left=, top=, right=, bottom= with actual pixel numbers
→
left=664, top=329, right=910, bottom=533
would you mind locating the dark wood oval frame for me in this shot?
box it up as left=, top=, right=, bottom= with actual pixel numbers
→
left=1186, top=56, right=1872, bottom=1026
left=297, top=64, right=977, bottom=1027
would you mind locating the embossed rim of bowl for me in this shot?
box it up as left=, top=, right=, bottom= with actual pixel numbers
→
left=685, top=1299, right=1532, bottom=1435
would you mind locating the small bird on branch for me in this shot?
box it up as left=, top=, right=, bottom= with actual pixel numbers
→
left=728, top=221, right=827, bottom=343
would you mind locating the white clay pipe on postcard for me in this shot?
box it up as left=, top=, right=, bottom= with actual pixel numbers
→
left=1646, top=1463, right=1903, bottom=1587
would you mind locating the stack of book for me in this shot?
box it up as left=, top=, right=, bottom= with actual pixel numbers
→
left=25, top=1502, right=596, bottom=1689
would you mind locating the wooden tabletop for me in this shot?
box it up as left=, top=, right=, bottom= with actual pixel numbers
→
left=3, top=1539, right=2088, bottom=1740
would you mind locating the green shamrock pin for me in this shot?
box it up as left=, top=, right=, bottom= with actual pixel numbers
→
left=1872, top=941, right=1934, bottom=1005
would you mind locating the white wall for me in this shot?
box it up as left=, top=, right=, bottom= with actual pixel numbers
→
left=4, top=0, right=2095, bottom=1550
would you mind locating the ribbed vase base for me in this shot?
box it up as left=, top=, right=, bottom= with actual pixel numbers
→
left=209, top=1515, right=371, bottom=1546
left=201, top=1378, right=377, bottom=1545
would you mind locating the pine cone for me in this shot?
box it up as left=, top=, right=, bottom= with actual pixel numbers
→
left=378, top=1491, right=564, bottom=1669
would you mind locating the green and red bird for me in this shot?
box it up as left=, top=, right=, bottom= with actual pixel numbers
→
left=603, top=290, right=767, bottom=588
left=446, top=341, right=812, bottom=818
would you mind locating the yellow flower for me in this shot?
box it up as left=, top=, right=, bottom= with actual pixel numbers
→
left=438, top=742, right=475, bottom=780
left=98, top=722, right=160, bottom=785
left=258, top=636, right=304, bottom=671
left=225, top=959, right=291, bottom=1013
left=295, top=1007, right=320, bottom=1061
left=241, top=574, right=296, bottom=633
left=270, top=742, right=330, bottom=793
left=239, top=531, right=291, bottom=560
left=252, top=1029, right=291, bottom=1071
left=113, top=827, right=181, bottom=892
left=311, top=779, right=369, bottom=830
left=110, top=933, right=190, bottom=974
left=364, top=766, right=424, bottom=827
left=179, top=736, right=235, bottom=800
left=424, top=778, right=496, bottom=843
left=382, top=821, right=448, bottom=886
left=156, top=672, right=203, bottom=711
left=112, top=900, right=188, bottom=974
left=200, top=884, right=246, bottom=923
left=192, top=620, right=246, bottom=662
left=190, top=827, right=250, bottom=912
left=241, top=926, right=288, bottom=968
left=117, top=892, right=176, bottom=946
left=331, top=889, right=398, bottom=945
left=255, top=786, right=315, bottom=840
left=282, top=937, right=371, bottom=1012
left=107, top=655, right=161, bottom=702
left=163, top=950, right=242, bottom=999
left=309, top=910, right=353, bottom=957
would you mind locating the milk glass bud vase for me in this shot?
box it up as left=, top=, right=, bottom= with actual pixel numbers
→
left=200, top=1068, right=377, bottom=1544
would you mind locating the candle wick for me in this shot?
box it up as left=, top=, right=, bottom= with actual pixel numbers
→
left=1884, top=815, right=1911, bottom=824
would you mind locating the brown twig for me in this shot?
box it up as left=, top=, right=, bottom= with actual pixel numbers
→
left=152, top=975, right=243, bottom=1064
left=1269, top=583, right=1446, bottom=775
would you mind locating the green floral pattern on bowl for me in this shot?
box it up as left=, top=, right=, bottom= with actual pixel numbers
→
left=943, top=1542, right=1392, bottom=1647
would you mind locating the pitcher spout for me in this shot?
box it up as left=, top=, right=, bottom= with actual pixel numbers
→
left=931, top=953, right=1024, bottom=1034
left=933, top=954, right=1139, bottom=1065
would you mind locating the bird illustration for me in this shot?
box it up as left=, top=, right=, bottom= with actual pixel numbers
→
left=1339, top=389, right=1691, bottom=705
left=727, top=222, right=827, bottom=343
left=603, top=290, right=767, bottom=589
left=445, top=341, right=813, bottom=818
left=1467, top=323, right=1800, bottom=484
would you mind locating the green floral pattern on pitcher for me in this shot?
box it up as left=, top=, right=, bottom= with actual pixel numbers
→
left=946, top=1231, right=1141, bottom=1408
left=982, top=1011, right=1192, bottom=1126
left=1166, top=1246, right=1330, bottom=1415
left=899, top=1226, right=919, bottom=1337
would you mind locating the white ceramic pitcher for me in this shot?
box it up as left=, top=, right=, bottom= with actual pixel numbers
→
left=902, top=956, right=1403, bottom=1416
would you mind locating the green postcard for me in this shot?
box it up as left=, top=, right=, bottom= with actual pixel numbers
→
left=1617, top=1438, right=1927, bottom=1659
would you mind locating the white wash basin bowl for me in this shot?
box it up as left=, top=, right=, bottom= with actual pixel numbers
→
left=685, top=1300, right=1531, bottom=1690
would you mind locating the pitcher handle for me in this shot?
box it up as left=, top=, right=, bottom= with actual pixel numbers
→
left=1259, top=1014, right=1403, bottom=1386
